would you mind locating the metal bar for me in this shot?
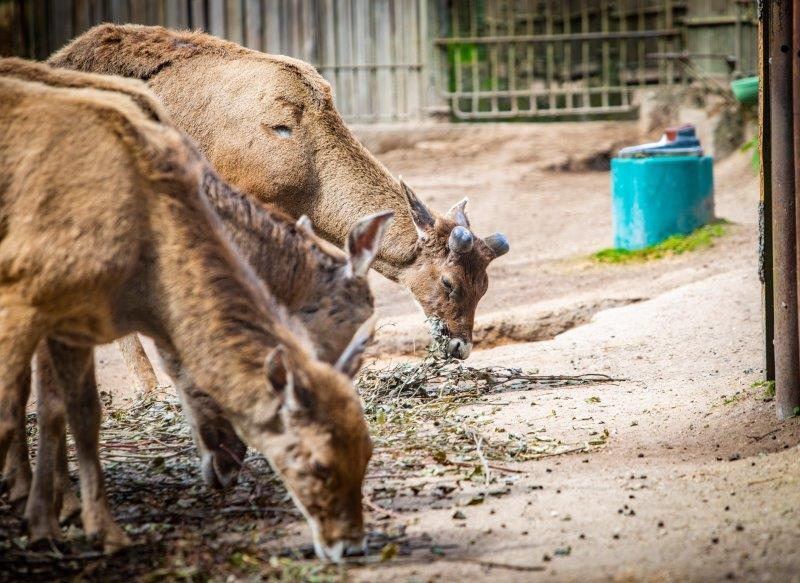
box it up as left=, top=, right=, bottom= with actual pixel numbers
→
left=316, top=63, right=424, bottom=71
left=769, top=0, right=800, bottom=419
left=433, top=29, right=681, bottom=45
left=619, top=0, right=628, bottom=106
left=451, top=104, right=636, bottom=120
left=442, top=85, right=645, bottom=98
left=545, top=0, right=555, bottom=110
left=758, top=0, right=775, bottom=382
left=469, top=0, right=477, bottom=115
left=683, top=15, right=757, bottom=26
left=507, top=0, right=517, bottom=114
left=562, top=0, right=571, bottom=110
left=489, top=0, right=498, bottom=113
left=582, top=0, right=590, bottom=108
left=601, top=0, right=610, bottom=108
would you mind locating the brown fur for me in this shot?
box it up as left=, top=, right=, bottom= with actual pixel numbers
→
left=0, top=69, right=371, bottom=559
left=49, top=24, right=510, bottom=356
left=2, top=58, right=383, bottom=497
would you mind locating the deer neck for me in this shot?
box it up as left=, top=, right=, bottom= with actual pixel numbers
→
left=201, top=170, right=317, bottom=310
left=147, top=194, right=294, bottom=424
left=307, top=127, right=420, bottom=283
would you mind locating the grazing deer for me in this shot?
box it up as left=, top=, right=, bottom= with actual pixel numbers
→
left=0, top=59, right=390, bottom=497
left=50, top=23, right=510, bottom=361
left=0, top=71, right=371, bottom=561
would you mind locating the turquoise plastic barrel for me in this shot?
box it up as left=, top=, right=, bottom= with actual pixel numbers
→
left=610, top=156, right=714, bottom=250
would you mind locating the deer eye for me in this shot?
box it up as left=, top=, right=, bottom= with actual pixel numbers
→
left=442, top=275, right=454, bottom=293
left=312, top=461, right=331, bottom=479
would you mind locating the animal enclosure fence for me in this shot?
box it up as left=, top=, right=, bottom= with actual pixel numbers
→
left=431, top=0, right=756, bottom=120
left=1, top=0, right=758, bottom=122
left=0, top=0, right=428, bottom=123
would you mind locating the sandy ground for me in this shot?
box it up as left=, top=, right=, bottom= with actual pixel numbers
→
left=57, top=121, right=800, bottom=580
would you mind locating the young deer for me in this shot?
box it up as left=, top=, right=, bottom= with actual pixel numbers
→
left=0, top=71, right=371, bottom=561
left=50, top=24, right=510, bottom=361
left=0, top=58, right=390, bottom=497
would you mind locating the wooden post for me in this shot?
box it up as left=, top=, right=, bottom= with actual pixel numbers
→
left=117, top=335, right=159, bottom=394
left=758, top=0, right=774, bottom=382
left=768, top=0, right=800, bottom=419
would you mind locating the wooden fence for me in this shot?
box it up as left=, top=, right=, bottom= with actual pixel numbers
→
left=0, top=0, right=428, bottom=123
left=0, top=0, right=758, bottom=122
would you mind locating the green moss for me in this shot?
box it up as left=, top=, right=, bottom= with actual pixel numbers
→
left=592, top=221, right=728, bottom=264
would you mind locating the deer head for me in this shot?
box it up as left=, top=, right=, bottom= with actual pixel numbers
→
left=243, top=318, right=376, bottom=562
left=398, top=180, right=509, bottom=359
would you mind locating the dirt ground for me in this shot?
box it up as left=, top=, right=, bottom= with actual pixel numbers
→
left=4, top=120, right=799, bottom=582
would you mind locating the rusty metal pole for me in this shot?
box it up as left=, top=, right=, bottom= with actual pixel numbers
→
left=770, top=0, right=800, bottom=419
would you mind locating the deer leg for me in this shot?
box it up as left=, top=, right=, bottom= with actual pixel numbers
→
left=55, top=434, right=81, bottom=524
left=1, top=367, right=31, bottom=511
left=24, top=341, right=65, bottom=548
left=158, top=347, right=246, bottom=489
left=0, top=305, right=41, bottom=506
left=50, top=341, right=130, bottom=553
left=117, top=334, right=158, bottom=394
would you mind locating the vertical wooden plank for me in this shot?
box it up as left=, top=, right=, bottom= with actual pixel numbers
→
left=245, top=0, right=262, bottom=50
left=264, top=0, right=282, bottom=53
left=301, top=0, right=317, bottom=64
left=144, top=0, right=160, bottom=25
left=393, top=0, right=407, bottom=120
left=600, top=0, right=609, bottom=108
left=374, top=0, right=393, bottom=121
left=226, top=0, right=243, bottom=43
left=109, top=0, right=131, bottom=23
left=190, top=0, right=206, bottom=29
left=353, top=0, right=372, bottom=122
left=335, top=0, right=354, bottom=118
left=74, top=0, right=91, bottom=35
left=129, top=0, right=147, bottom=24
left=320, top=0, right=340, bottom=109
left=165, top=0, right=189, bottom=28
left=406, top=0, right=422, bottom=119
left=208, top=0, right=225, bottom=37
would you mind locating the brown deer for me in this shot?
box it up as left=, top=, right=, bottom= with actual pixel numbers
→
left=0, top=71, right=372, bottom=560
left=50, top=23, right=511, bottom=361
left=0, top=58, right=390, bottom=497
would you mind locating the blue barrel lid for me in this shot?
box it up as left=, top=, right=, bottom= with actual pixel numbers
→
left=618, top=124, right=703, bottom=158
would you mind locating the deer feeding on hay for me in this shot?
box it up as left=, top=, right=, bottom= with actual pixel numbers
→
left=0, top=65, right=373, bottom=562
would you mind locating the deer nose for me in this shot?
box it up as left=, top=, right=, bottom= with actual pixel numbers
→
left=447, top=338, right=471, bottom=359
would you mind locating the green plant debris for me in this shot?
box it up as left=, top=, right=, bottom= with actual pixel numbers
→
left=752, top=380, right=776, bottom=401
left=592, top=221, right=728, bottom=264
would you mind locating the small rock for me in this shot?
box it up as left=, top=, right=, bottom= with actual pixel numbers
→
left=452, top=511, right=466, bottom=520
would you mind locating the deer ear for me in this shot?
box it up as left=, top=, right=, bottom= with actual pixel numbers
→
left=399, top=177, right=435, bottom=240
left=446, top=197, right=470, bottom=228
left=346, top=211, right=394, bottom=278
left=335, top=314, right=377, bottom=378
left=296, top=215, right=314, bottom=235
left=264, top=346, right=298, bottom=410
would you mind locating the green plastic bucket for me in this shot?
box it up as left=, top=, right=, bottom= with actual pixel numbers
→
left=731, top=76, right=758, bottom=105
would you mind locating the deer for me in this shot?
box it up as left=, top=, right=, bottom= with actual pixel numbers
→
left=0, top=70, right=372, bottom=561
left=50, top=23, right=511, bottom=363
left=0, top=59, right=391, bottom=506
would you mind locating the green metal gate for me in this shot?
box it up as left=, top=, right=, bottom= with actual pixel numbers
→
left=433, top=0, right=683, bottom=119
